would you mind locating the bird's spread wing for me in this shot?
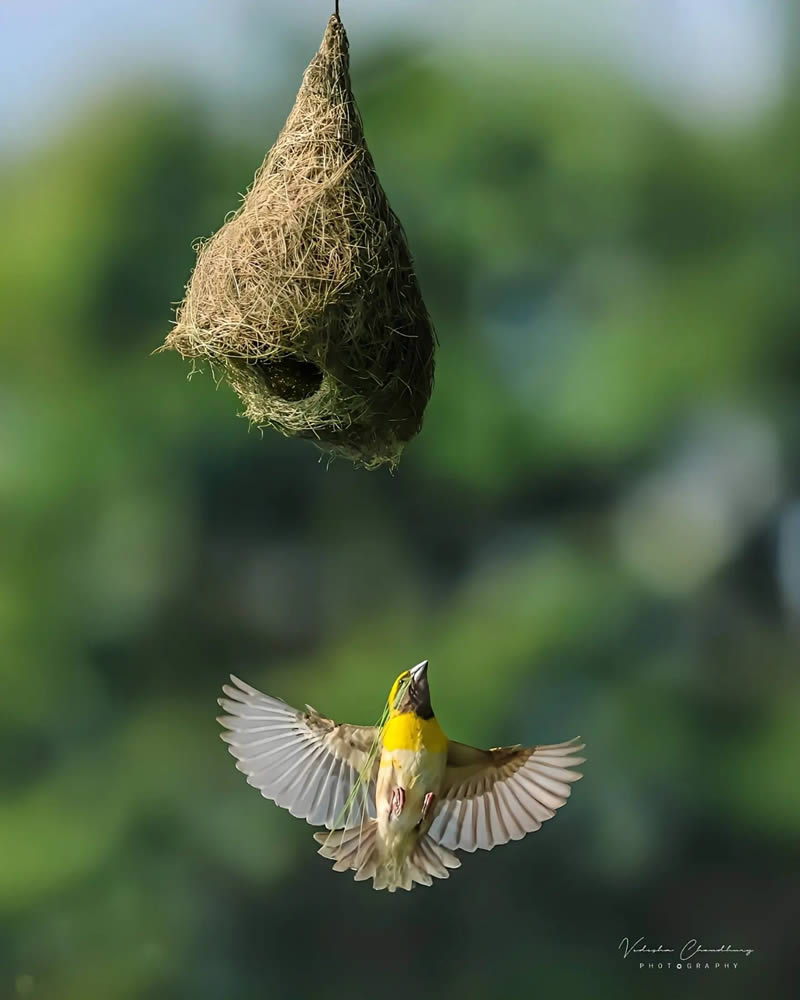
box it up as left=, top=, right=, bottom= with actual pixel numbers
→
left=217, top=675, right=379, bottom=829
left=428, top=737, right=585, bottom=852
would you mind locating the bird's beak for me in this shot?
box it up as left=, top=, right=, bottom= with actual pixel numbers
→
left=410, top=660, right=429, bottom=682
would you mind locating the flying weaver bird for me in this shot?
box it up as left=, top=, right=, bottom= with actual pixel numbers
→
left=218, top=661, right=585, bottom=892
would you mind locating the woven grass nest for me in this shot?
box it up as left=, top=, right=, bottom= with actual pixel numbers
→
left=164, top=13, right=435, bottom=469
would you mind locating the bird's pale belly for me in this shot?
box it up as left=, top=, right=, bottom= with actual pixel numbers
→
left=376, top=747, right=447, bottom=851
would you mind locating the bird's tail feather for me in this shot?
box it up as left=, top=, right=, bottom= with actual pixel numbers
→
left=314, top=822, right=461, bottom=891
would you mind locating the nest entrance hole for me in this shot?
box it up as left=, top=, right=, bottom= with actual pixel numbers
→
left=254, top=356, right=324, bottom=402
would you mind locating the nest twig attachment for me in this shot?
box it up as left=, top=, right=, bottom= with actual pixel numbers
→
left=163, top=13, right=436, bottom=469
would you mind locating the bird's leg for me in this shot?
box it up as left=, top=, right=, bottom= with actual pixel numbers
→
left=390, top=786, right=406, bottom=818
left=420, top=792, right=436, bottom=824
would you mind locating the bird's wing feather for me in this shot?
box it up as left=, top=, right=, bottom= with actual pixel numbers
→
left=217, top=675, right=379, bottom=829
left=428, top=737, right=585, bottom=852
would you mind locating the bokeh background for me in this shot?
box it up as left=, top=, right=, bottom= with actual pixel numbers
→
left=2, top=1, right=799, bottom=997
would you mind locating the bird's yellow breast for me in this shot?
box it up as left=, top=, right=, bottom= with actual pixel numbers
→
left=381, top=712, right=448, bottom=754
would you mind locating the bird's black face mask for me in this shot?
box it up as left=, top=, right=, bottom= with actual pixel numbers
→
left=395, top=667, right=433, bottom=719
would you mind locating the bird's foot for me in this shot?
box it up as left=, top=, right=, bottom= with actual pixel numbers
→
left=419, top=792, right=436, bottom=825
left=390, top=787, right=406, bottom=819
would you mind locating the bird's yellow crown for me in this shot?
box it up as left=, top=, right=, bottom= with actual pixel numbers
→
left=387, top=670, right=412, bottom=716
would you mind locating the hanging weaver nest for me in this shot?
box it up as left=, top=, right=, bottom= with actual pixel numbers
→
left=163, top=13, right=436, bottom=469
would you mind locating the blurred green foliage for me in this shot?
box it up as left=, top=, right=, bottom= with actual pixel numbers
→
left=1, top=32, right=799, bottom=1000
